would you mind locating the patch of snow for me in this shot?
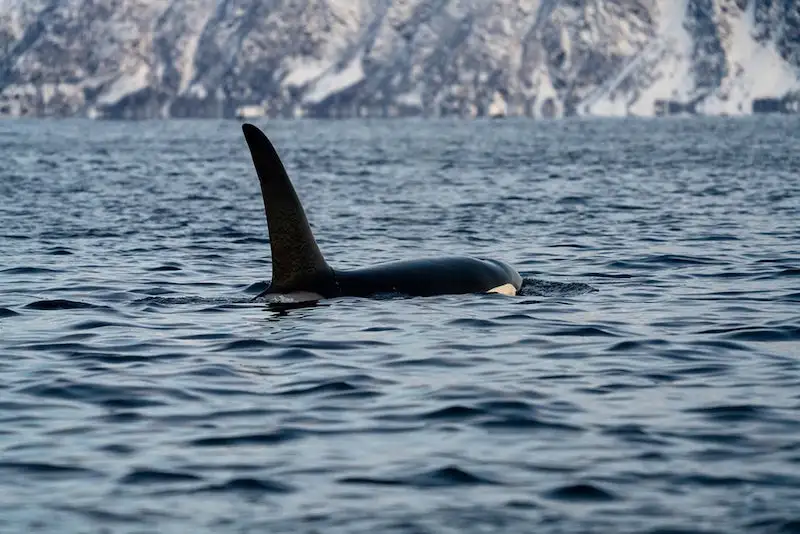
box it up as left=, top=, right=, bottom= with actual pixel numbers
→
left=586, top=96, right=629, bottom=117
left=396, top=89, right=423, bottom=108
left=581, top=39, right=666, bottom=117
left=303, top=55, right=365, bottom=104
left=627, top=0, right=694, bottom=116
left=175, top=0, right=218, bottom=94
left=97, top=64, right=150, bottom=106
left=178, top=35, right=203, bottom=94
left=2, top=83, right=37, bottom=97
left=187, top=83, right=208, bottom=99
left=178, top=40, right=199, bottom=92
left=40, top=83, right=80, bottom=104
left=282, top=58, right=331, bottom=88
left=700, top=3, right=800, bottom=115
left=488, top=91, right=507, bottom=117
left=531, top=66, right=561, bottom=118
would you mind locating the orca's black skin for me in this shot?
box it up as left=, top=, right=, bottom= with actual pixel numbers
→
left=241, top=123, right=522, bottom=300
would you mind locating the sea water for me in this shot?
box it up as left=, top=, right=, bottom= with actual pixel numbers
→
left=1, top=117, right=798, bottom=533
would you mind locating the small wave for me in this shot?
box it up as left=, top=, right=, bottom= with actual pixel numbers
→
left=119, top=469, right=202, bottom=485
left=729, top=326, right=800, bottom=342
left=51, top=505, right=154, bottom=524
left=0, top=307, right=20, bottom=318
left=701, top=325, right=800, bottom=342
left=19, top=380, right=175, bottom=408
left=289, top=339, right=389, bottom=350
left=606, top=203, right=652, bottom=211
left=416, top=400, right=547, bottom=425
left=232, top=236, right=269, bottom=245
left=193, top=477, right=294, bottom=494
left=1, top=233, right=29, bottom=241
left=492, top=312, right=536, bottom=323
left=478, top=415, right=582, bottom=432
left=548, top=325, right=622, bottom=337
left=477, top=399, right=540, bottom=413
left=97, top=412, right=145, bottom=424
left=189, top=428, right=303, bottom=447
left=683, top=432, right=749, bottom=446
left=69, top=351, right=185, bottom=365
left=97, top=443, right=137, bottom=456
left=2, top=266, right=63, bottom=275
left=689, top=339, right=750, bottom=351
left=145, top=264, right=183, bottom=272
left=213, top=338, right=278, bottom=351
left=607, top=254, right=724, bottom=270
left=277, top=380, right=360, bottom=397
left=686, top=233, right=739, bottom=242
left=602, top=424, right=670, bottom=446
left=671, top=364, right=731, bottom=377
left=422, top=405, right=485, bottom=420
left=340, top=465, right=498, bottom=488
left=45, top=246, right=74, bottom=256
left=447, top=318, right=500, bottom=328
left=684, top=404, right=771, bottom=423
left=0, top=461, right=101, bottom=479
left=69, top=320, right=125, bottom=330
left=544, top=482, right=618, bottom=502
left=607, top=339, right=669, bottom=352
left=134, top=295, right=251, bottom=307
left=557, top=195, right=589, bottom=205
left=642, top=254, right=725, bottom=266
left=680, top=474, right=752, bottom=487
left=745, top=518, right=800, bottom=534
left=383, top=356, right=457, bottom=369
left=182, top=364, right=247, bottom=378
left=413, top=466, right=499, bottom=487
left=24, top=299, right=105, bottom=310
left=268, top=348, right=319, bottom=361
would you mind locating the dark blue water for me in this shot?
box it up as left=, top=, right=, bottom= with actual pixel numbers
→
left=1, top=117, right=799, bottom=533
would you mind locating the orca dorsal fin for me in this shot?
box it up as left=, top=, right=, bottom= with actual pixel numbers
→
left=241, top=123, right=332, bottom=292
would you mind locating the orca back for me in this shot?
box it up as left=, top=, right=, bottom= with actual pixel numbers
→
left=333, top=257, right=521, bottom=298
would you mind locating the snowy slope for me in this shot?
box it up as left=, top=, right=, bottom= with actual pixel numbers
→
left=0, top=0, right=798, bottom=118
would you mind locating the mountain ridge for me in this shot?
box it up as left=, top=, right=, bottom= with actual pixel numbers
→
left=1, top=0, right=798, bottom=119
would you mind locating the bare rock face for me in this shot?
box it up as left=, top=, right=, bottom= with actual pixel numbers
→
left=1, top=0, right=798, bottom=119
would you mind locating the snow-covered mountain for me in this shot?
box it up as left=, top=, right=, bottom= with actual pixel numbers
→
left=1, top=0, right=798, bottom=119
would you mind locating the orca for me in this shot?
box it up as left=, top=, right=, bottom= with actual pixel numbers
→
left=241, top=123, right=522, bottom=301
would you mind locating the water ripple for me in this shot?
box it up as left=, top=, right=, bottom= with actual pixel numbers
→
left=193, top=477, right=295, bottom=494
left=544, top=483, right=619, bottom=502
left=119, top=469, right=203, bottom=485
left=24, top=299, right=108, bottom=310
left=189, top=429, right=303, bottom=447
left=340, top=465, right=499, bottom=488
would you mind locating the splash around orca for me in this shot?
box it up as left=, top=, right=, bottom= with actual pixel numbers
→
left=241, top=123, right=522, bottom=302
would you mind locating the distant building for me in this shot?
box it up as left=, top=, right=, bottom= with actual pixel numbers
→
left=752, top=98, right=783, bottom=113
left=654, top=99, right=697, bottom=117
left=752, top=94, right=800, bottom=114
left=235, top=103, right=268, bottom=120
